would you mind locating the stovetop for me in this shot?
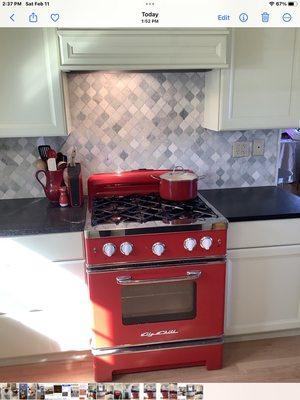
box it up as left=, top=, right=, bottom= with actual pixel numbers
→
left=85, top=192, right=228, bottom=238
left=91, top=193, right=218, bottom=226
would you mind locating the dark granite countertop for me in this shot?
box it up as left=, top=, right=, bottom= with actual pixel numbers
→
left=1, top=186, right=300, bottom=237
left=201, top=186, right=300, bottom=222
left=0, top=197, right=87, bottom=237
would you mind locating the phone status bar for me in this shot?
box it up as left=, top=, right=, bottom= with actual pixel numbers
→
left=0, top=0, right=300, bottom=27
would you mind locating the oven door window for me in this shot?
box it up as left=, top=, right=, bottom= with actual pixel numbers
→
left=121, top=281, right=196, bottom=325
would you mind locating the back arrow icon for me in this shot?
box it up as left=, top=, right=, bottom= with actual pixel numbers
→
left=10, top=14, right=15, bottom=22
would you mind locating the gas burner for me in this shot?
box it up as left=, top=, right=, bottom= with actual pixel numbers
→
left=91, top=193, right=218, bottom=227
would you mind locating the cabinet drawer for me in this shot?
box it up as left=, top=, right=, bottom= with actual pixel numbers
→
left=0, top=259, right=88, bottom=315
left=0, top=232, right=84, bottom=262
left=228, top=219, right=300, bottom=249
left=58, top=29, right=229, bottom=70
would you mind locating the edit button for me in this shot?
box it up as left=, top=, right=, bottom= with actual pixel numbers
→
left=218, top=15, right=230, bottom=21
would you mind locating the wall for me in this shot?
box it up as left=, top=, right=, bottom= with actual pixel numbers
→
left=0, top=72, right=280, bottom=199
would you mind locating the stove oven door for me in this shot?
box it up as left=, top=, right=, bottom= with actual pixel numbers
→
left=87, top=260, right=226, bottom=349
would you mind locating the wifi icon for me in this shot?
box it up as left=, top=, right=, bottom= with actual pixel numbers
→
left=269, top=1, right=275, bottom=5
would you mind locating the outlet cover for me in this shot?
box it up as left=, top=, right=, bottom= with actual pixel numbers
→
left=232, top=141, right=251, bottom=158
left=252, top=139, right=265, bottom=156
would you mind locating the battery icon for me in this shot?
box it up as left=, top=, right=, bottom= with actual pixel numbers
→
left=288, top=1, right=298, bottom=5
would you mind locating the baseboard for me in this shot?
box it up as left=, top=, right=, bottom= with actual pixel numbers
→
left=0, top=329, right=299, bottom=367
left=224, top=328, right=300, bottom=343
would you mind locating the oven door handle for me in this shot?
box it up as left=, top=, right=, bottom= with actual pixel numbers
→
left=116, top=270, right=202, bottom=285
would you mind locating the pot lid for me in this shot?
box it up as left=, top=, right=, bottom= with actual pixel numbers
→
left=160, top=167, right=197, bottom=182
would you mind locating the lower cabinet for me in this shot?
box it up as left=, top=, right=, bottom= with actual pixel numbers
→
left=0, top=233, right=91, bottom=360
left=225, top=244, right=300, bottom=336
left=0, top=308, right=91, bottom=359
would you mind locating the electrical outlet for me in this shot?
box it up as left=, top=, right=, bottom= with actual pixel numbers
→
left=252, top=139, right=265, bottom=156
left=232, top=141, right=251, bottom=158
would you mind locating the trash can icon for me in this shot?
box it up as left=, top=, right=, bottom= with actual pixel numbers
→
left=261, top=12, right=270, bottom=23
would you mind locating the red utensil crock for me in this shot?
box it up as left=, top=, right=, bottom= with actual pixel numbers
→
left=35, top=169, right=64, bottom=203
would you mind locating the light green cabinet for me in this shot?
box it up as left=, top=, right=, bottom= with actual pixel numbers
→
left=0, top=28, right=69, bottom=138
left=203, top=28, right=300, bottom=131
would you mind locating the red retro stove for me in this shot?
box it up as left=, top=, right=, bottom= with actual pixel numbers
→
left=84, top=169, right=228, bottom=382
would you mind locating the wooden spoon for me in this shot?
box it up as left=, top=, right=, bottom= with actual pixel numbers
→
left=35, top=159, right=47, bottom=171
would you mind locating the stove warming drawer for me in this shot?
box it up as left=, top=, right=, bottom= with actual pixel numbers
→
left=93, top=338, right=223, bottom=382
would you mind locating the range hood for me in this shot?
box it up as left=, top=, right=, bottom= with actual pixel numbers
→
left=58, top=29, right=229, bottom=71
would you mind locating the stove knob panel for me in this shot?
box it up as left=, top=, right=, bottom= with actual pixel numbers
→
left=200, top=236, right=213, bottom=251
left=184, top=238, right=197, bottom=252
left=120, top=242, right=133, bottom=256
left=152, top=242, right=165, bottom=256
left=102, top=243, right=116, bottom=257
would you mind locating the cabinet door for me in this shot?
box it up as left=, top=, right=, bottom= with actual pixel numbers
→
left=0, top=259, right=91, bottom=359
left=0, top=308, right=91, bottom=359
left=0, top=28, right=68, bottom=138
left=204, top=28, right=300, bottom=131
left=225, top=245, right=300, bottom=336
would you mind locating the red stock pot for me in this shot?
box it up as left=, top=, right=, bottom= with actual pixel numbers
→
left=153, top=167, right=199, bottom=201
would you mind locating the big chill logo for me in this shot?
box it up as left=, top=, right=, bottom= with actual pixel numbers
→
left=140, top=329, right=179, bottom=338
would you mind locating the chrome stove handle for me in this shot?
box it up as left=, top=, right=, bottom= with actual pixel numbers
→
left=116, top=271, right=202, bottom=285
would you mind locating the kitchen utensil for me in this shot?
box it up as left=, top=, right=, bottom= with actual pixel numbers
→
left=70, top=147, right=76, bottom=167
left=152, top=166, right=199, bottom=201
left=56, top=152, right=64, bottom=164
left=35, top=158, right=47, bottom=171
left=47, top=157, right=57, bottom=171
left=46, top=148, right=57, bottom=159
left=57, top=161, right=67, bottom=170
left=38, top=145, right=51, bottom=161
left=35, top=169, right=64, bottom=203
left=46, top=148, right=57, bottom=171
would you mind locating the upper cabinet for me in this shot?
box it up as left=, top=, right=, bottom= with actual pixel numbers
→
left=203, top=28, right=300, bottom=131
left=0, top=29, right=69, bottom=138
left=58, top=29, right=229, bottom=71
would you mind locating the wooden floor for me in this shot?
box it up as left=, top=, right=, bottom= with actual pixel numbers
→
left=0, top=336, right=300, bottom=382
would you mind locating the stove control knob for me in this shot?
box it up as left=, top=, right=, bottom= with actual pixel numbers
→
left=152, top=242, right=165, bottom=256
left=102, top=243, right=116, bottom=257
left=200, top=236, right=213, bottom=251
left=120, top=242, right=133, bottom=256
left=184, top=238, right=197, bottom=252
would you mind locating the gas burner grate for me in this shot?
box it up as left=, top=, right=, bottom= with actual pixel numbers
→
left=91, top=194, right=218, bottom=226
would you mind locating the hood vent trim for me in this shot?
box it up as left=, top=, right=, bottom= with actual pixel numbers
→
left=58, top=29, right=229, bottom=72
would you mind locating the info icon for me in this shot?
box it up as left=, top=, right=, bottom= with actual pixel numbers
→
left=239, top=13, right=248, bottom=23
